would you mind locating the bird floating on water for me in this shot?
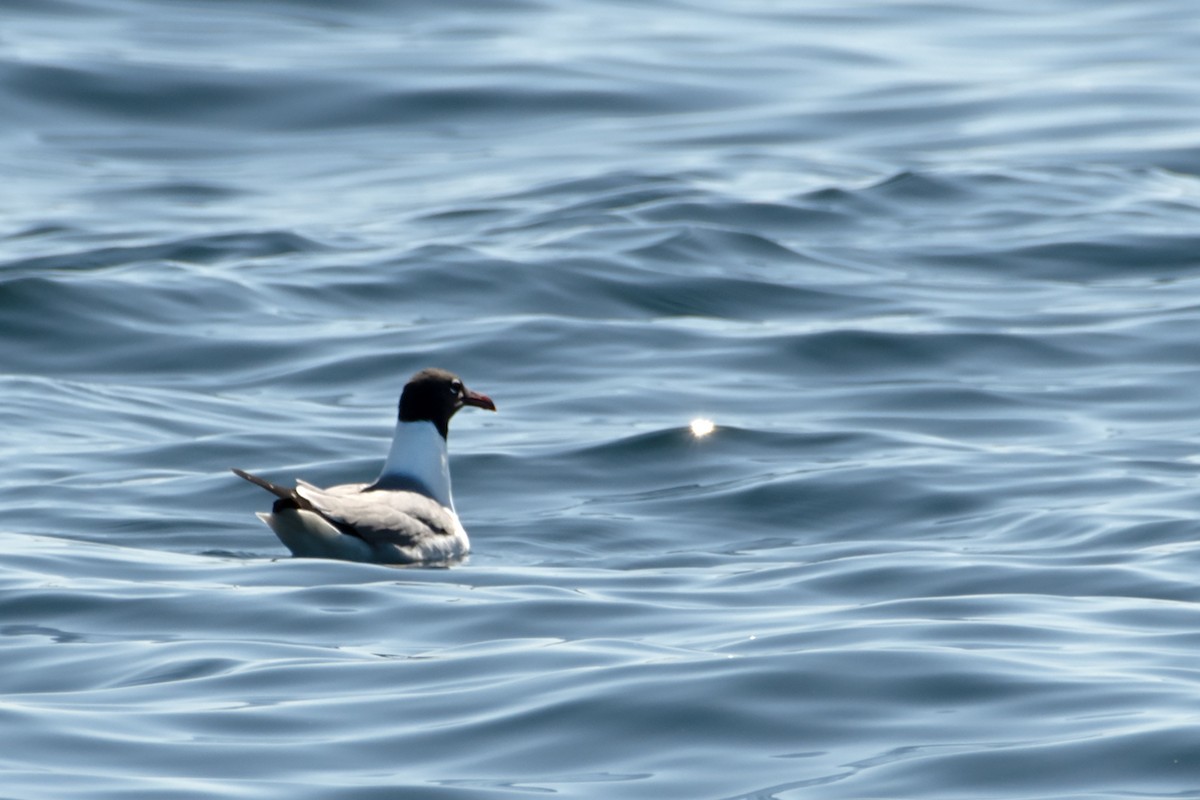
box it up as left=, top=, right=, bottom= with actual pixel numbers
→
left=233, top=368, right=496, bottom=564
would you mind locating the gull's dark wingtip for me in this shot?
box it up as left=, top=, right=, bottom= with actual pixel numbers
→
left=232, top=468, right=292, bottom=501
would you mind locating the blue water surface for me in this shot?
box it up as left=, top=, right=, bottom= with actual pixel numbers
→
left=4, top=1, right=1200, bottom=797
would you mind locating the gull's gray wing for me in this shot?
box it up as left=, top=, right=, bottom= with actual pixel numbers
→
left=294, top=480, right=457, bottom=550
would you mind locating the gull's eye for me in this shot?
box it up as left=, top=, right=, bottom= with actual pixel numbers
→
left=450, top=380, right=463, bottom=395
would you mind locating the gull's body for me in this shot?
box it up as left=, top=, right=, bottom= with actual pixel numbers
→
left=234, top=369, right=495, bottom=565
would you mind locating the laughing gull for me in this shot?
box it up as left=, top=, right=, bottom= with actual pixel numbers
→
left=233, top=368, right=496, bottom=564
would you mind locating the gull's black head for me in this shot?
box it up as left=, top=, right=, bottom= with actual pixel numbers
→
left=399, top=368, right=496, bottom=438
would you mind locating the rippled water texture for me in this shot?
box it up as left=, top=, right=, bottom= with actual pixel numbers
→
left=5, top=1, right=1200, bottom=797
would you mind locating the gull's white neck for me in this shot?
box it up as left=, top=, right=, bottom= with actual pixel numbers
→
left=378, top=420, right=454, bottom=510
